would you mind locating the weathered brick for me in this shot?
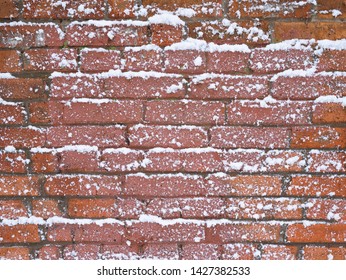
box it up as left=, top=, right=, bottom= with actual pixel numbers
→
left=31, top=152, right=59, bottom=173
left=303, top=246, right=346, bottom=260
left=264, top=150, right=306, bottom=172
left=66, top=22, right=149, bottom=47
left=0, top=23, right=64, bottom=49
left=46, top=126, right=126, bottom=148
left=59, top=150, right=99, bottom=172
left=0, top=103, right=25, bottom=125
left=32, top=199, right=63, bottom=219
left=29, top=102, right=51, bottom=124
left=129, top=125, right=208, bottom=148
left=307, top=151, right=346, bottom=173
left=305, top=199, right=346, bottom=221
left=23, top=0, right=105, bottom=19
left=210, top=127, right=290, bottom=149
left=0, top=50, right=21, bottom=72
left=0, top=176, right=40, bottom=196
left=101, top=244, right=139, bottom=260
left=0, top=0, right=19, bottom=19
left=0, top=200, right=28, bottom=219
left=207, top=49, right=250, bottom=73
left=286, top=224, right=346, bottom=243
left=261, top=245, right=298, bottom=260
left=23, top=49, right=78, bottom=72
left=165, top=50, right=207, bottom=74
left=142, top=149, right=183, bottom=172
left=0, top=224, right=40, bottom=243
left=189, top=75, right=268, bottom=99
left=145, top=100, right=225, bottom=125
left=227, top=100, right=312, bottom=125
left=288, top=176, right=346, bottom=197
left=183, top=149, right=224, bottom=172
left=44, top=175, right=122, bottom=196
left=206, top=174, right=282, bottom=196
left=108, top=0, right=136, bottom=19
left=36, top=246, right=60, bottom=260
left=222, top=149, right=266, bottom=173
left=64, top=244, right=99, bottom=260
left=0, top=151, right=27, bottom=173
left=274, top=22, right=346, bottom=41
left=0, top=127, right=45, bottom=149
left=100, top=149, right=142, bottom=172
left=222, top=244, right=258, bottom=260
left=317, top=50, right=346, bottom=71
left=124, top=174, right=206, bottom=197
left=142, top=244, right=179, bottom=260
left=291, top=127, right=346, bottom=148
left=47, top=224, right=74, bottom=242
left=80, top=49, right=122, bottom=72
left=316, top=0, right=346, bottom=19
left=151, top=24, right=184, bottom=47
left=145, top=198, right=181, bottom=219
left=313, top=103, right=346, bottom=124
left=0, top=247, right=30, bottom=260
left=182, top=244, right=220, bottom=260
left=123, top=47, right=163, bottom=72
left=0, top=78, right=44, bottom=100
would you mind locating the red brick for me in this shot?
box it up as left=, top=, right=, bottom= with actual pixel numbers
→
left=0, top=176, right=40, bottom=196
left=229, top=0, right=313, bottom=18
left=100, top=149, right=142, bottom=172
left=222, top=244, right=258, bottom=260
left=264, top=150, right=306, bottom=172
left=142, top=244, right=179, bottom=260
left=68, top=198, right=143, bottom=218
left=250, top=49, right=313, bottom=73
left=288, top=176, right=346, bottom=197
left=126, top=222, right=205, bottom=243
left=143, top=0, right=223, bottom=18
left=124, top=174, right=206, bottom=197
left=49, top=100, right=142, bottom=125
left=29, top=102, right=51, bottom=124
left=182, top=244, right=220, bottom=260
left=31, top=152, right=59, bottom=173
left=108, top=0, right=136, bottom=19
left=64, top=244, right=99, bottom=260
left=0, top=0, right=19, bottom=19
left=165, top=50, right=206, bottom=74
left=188, top=20, right=270, bottom=46
left=59, top=150, right=99, bottom=172
left=207, top=49, right=250, bottom=73
left=3, top=130, right=29, bottom=152
left=0, top=103, right=25, bottom=125
left=80, top=49, right=122, bottom=72
left=44, top=175, right=122, bottom=196
left=145, top=198, right=180, bottom=219
left=142, top=149, right=184, bottom=172
left=0, top=224, right=40, bottom=243
left=145, top=100, right=225, bottom=125
left=0, top=200, right=28, bottom=219
left=32, top=199, right=63, bottom=219
left=286, top=224, right=346, bottom=243
left=152, top=24, right=184, bottom=47
left=189, top=75, right=268, bottom=99
left=51, top=75, right=102, bottom=100
left=210, top=127, right=289, bottom=149
left=46, top=126, right=126, bottom=148
left=305, top=199, right=346, bottom=221
left=0, top=78, right=44, bottom=100
left=291, top=127, right=346, bottom=148
left=0, top=23, right=64, bottom=48
left=206, top=174, right=282, bottom=196
left=103, top=74, right=186, bottom=99
left=23, top=0, right=105, bottom=19
left=313, top=103, right=346, bottom=124
left=271, top=75, right=346, bottom=100
left=129, top=125, right=208, bottom=148
left=180, top=198, right=225, bottom=218
left=66, top=23, right=149, bottom=47
left=74, top=224, right=125, bottom=243
left=36, top=246, right=60, bottom=260
left=225, top=198, right=302, bottom=220
left=183, top=149, right=224, bottom=172
left=261, top=245, right=298, bottom=260
left=23, top=49, right=77, bottom=72
left=0, top=50, right=21, bottom=72
left=307, top=151, right=346, bottom=173
left=303, top=246, right=346, bottom=260
left=0, top=247, right=30, bottom=260
left=206, top=224, right=281, bottom=243
left=227, top=100, right=311, bottom=125
left=317, top=0, right=346, bottom=19
left=0, top=151, right=27, bottom=173
left=47, top=224, right=74, bottom=242
left=222, top=149, right=266, bottom=173
left=124, top=47, right=163, bottom=71
left=101, top=244, right=139, bottom=260
left=274, top=22, right=346, bottom=41
left=317, top=50, right=346, bottom=71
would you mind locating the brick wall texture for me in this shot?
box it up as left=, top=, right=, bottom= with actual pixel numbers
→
left=0, top=0, right=345, bottom=260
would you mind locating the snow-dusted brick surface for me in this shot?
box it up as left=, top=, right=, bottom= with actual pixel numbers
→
left=0, top=0, right=345, bottom=260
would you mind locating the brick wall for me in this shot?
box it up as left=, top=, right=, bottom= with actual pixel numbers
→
left=0, top=0, right=345, bottom=260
